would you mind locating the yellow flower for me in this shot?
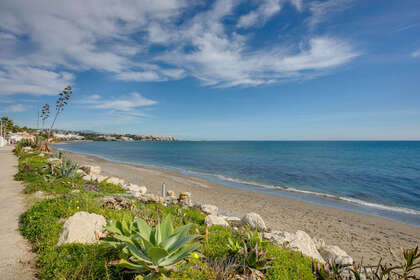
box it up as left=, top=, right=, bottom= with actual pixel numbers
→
left=76, top=200, right=79, bottom=203
left=76, top=206, right=79, bottom=210
left=191, top=252, right=199, bottom=259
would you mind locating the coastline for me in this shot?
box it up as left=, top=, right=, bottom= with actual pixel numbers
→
left=63, top=149, right=420, bottom=264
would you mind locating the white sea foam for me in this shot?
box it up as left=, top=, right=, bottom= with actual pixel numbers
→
left=185, top=169, right=420, bottom=216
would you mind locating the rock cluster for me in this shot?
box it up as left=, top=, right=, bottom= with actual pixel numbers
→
left=101, top=196, right=135, bottom=210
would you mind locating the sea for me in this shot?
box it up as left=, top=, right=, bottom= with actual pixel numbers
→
left=55, top=141, right=420, bottom=227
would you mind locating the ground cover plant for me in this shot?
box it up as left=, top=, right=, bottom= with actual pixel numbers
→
left=15, top=147, right=316, bottom=279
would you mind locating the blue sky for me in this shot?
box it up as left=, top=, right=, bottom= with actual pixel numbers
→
left=0, top=0, right=419, bottom=140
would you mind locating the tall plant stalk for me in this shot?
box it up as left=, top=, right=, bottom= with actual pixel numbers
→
left=49, top=86, right=72, bottom=137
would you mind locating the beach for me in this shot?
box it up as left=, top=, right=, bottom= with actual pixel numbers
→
left=66, top=151, right=420, bottom=265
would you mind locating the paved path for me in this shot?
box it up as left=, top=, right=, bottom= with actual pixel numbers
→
left=0, top=145, right=35, bottom=279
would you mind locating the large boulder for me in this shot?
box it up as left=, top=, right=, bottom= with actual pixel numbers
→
left=201, top=204, right=219, bottom=216
left=57, top=211, right=106, bottom=246
left=205, top=215, right=229, bottom=227
left=241, top=212, right=266, bottom=231
left=80, top=165, right=101, bottom=176
left=264, top=230, right=325, bottom=263
left=124, top=184, right=147, bottom=194
left=319, top=245, right=353, bottom=266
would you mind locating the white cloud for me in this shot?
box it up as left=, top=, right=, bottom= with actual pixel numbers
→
left=115, top=71, right=162, bottom=82
left=0, top=66, right=74, bottom=96
left=412, top=49, right=420, bottom=58
left=0, top=103, right=29, bottom=113
left=81, top=92, right=157, bottom=117
left=308, top=0, right=354, bottom=27
left=0, top=0, right=359, bottom=91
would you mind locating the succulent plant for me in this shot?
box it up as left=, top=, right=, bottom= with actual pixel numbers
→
left=105, top=215, right=200, bottom=279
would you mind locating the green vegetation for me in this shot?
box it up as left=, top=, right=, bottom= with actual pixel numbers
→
left=15, top=146, right=316, bottom=279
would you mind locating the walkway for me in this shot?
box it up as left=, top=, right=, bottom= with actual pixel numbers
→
left=0, top=145, right=35, bottom=279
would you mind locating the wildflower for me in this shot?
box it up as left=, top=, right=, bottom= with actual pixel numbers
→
left=191, top=252, right=199, bottom=259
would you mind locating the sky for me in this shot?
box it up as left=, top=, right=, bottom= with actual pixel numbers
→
left=0, top=0, right=419, bottom=140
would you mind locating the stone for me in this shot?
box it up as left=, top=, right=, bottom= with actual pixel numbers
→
left=200, top=204, right=219, bottom=215
left=71, top=189, right=81, bottom=193
left=166, top=190, right=176, bottom=198
left=205, top=215, right=229, bottom=227
left=319, top=245, right=353, bottom=266
left=241, top=212, right=267, bottom=231
left=80, top=165, right=101, bottom=176
left=83, top=183, right=100, bottom=192
left=178, top=192, right=192, bottom=206
left=57, top=211, right=106, bottom=246
left=222, top=216, right=241, bottom=226
left=82, top=175, right=93, bottom=181
left=264, top=230, right=325, bottom=263
left=95, top=175, right=108, bottom=183
left=22, top=146, right=32, bottom=152
left=101, top=196, right=135, bottom=210
left=76, top=169, right=87, bottom=176
left=124, top=184, right=147, bottom=194
left=107, top=177, right=125, bottom=186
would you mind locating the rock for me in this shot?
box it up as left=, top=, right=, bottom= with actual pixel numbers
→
left=178, top=192, right=192, bottom=206
left=23, top=146, right=32, bottom=152
left=319, top=245, right=353, bottom=266
left=201, top=204, right=219, bottom=215
left=83, top=183, right=100, bottom=192
left=124, top=184, right=147, bottom=194
left=101, top=196, right=135, bottom=210
left=107, top=177, right=125, bottom=186
left=95, top=175, right=108, bottom=183
left=166, top=190, right=176, bottom=198
left=71, top=189, right=81, bottom=193
left=80, top=165, right=101, bottom=176
left=76, top=169, right=87, bottom=176
left=222, top=216, right=241, bottom=226
left=57, top=212, right=106, bottom=246
left=264, top=230, right=325, bottom=263
left=82, top=175, right=93, bottom=181
left=39, top=153, right=45, bottom=157
left=313, top=237, right=326, bottom=250
left=32, top=190, right=55, bottom=200
left=205, top=215, right=229, bottom=227
left=241, top=212, right=267, bottom=231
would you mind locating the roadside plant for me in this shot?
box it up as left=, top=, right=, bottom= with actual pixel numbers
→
left=105, top=215, right=200, bottom=279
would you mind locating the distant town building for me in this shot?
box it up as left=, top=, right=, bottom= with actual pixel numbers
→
left=54, top=133, right=85, bottom=140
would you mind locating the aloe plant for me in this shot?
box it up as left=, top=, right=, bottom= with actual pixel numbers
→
left=106, top=215, right=200, bottom=279
left=58, top=159, right=79, bottom=178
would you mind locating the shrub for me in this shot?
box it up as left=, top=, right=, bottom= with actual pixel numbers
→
left=105, top=215, right=200, bottom=279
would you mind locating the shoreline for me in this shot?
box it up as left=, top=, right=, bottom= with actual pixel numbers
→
left=63, top=149, right=420, bottom=264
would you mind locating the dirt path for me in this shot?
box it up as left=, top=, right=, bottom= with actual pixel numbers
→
left=0, top=146, right=35, bottom=279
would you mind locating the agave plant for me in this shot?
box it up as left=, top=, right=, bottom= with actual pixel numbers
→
left=58, top=159, right=79, bottom=178
left=106, top=215, right=200, bottom=279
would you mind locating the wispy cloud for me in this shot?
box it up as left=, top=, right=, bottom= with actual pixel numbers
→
left=307, top=0, right=354, bottom=28
left=80, top=92, right=157, bottom=117
left=0, top=103, right=29, bottom=113
left=0, top=0, right=360, bottom=92
left=412, top=49, right=420, bottom=58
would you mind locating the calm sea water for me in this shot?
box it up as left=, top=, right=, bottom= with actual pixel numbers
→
left=56, top=141, right=420, bottom=226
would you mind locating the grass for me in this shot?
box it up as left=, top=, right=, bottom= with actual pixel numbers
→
left=16, top=150, right=315, bottom=280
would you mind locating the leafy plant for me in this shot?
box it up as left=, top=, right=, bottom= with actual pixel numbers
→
left=106, top=215, right=200, bottom=279
left=58, top=159, right=79, bottom=178
left=49, top=85, right=72, bottom=136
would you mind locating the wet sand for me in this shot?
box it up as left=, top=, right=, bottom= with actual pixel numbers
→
left=66, top=151, right=420, bottom=265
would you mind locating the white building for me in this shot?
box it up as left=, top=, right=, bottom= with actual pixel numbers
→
left=54, top=133, right=85, bottom=140
left=0, top=136, right=6, bottom=147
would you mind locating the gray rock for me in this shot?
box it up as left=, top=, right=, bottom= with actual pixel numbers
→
left=264, top=230, right=325, bottom=263
left=201, top=204, right=219, bottom=215
left=80, top=165, right=101, bottom=176
left=107, top=177, right=125, bottom=186
left=205, top=215, right=229, bottom=227
left=124, top=184, right=147, bottom=194
left=241, top=212, right=267, bottom=231
left=57, top=211, right=106, bottom=246
left=319, top=245, right=353, bottom=266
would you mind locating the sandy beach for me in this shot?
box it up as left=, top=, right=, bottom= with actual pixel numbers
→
left=66, top=151, right=420, bottom=265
